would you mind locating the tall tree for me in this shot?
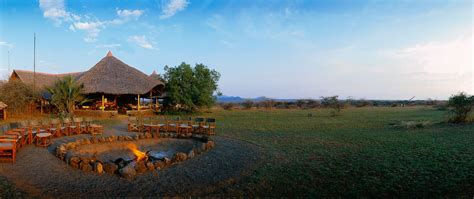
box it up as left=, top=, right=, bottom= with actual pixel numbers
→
left=47, top=76, right=88, bottom=114
left=164, top=62, right=220, bottom=112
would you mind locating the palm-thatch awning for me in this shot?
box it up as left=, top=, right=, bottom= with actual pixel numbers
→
left=76, top=51, right=164, bottom=95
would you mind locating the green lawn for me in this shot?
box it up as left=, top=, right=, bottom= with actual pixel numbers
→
left=202, top=107, right=474, bottom=197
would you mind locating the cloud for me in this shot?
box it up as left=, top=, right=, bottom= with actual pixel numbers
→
left=39, top=0, right=72, bottom=25
left=0, top=41, right=13, bottom=48
left=387, top=33, right=472, bottom=75
left=220, top=40, right=235, bottom=48
left=128, top=35, right=154, bottom=49
left=95, top=44, right=121, bottom=48
left=70, top=21, right=105, bottom=42
left=117, top=9, right=144, bottom=19
left=160, top=0, right=189, bottom=19
left=39, top=1, right=145, bottom=43
left=108, top=9, right=145, bottom=25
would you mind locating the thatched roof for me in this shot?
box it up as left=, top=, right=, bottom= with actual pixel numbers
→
left=10, top=51, right=164, bottom=95
left=148, top=70, right=164, bottom=82
left=76, top=51, right=164, bottom=95
left=10, top=70, right=84, bottom=89
left=0, top=101, right=7, bottom=109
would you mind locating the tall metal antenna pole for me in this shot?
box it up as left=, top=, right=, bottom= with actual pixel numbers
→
left=7, top=50, right=9, bottom=75
left=33, top=33, right=36, bottom=91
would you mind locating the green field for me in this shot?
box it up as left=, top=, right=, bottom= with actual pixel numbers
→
left=201, top=107, right=474, bottom=197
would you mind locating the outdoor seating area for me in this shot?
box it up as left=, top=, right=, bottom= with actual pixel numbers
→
left=0, top=118, right=103, bottom=162
left=128, top=116, right=216, bottom=135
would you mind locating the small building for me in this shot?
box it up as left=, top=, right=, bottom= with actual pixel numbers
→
left=0, top=102, right=7, bottom=120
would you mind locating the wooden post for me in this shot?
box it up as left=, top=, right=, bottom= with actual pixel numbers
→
left=40, top=99, right=43, bottom=114
left=3, top=109, right=6, bottom=120
left=101, top=95, right=105, bottom=112
left=137, top=94, right=140, bottom=111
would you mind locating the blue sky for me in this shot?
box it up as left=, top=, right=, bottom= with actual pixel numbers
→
left=0, top=0, right=472, bottom=100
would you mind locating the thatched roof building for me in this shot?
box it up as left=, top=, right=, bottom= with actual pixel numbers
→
left=76, top=52, right=163, bottom=95
left=10, top=70, right=83, bottom=89
left=10, top=51, right=164, bottom=95
left=9, top=51, right=165, bottom=111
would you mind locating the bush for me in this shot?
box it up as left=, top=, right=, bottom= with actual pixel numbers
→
left=0, top=80, right=40, bottom=116
left=260, top=100, right=275, bottom=109
left=221, top=103, right=234, bottom=111
left=47, top=76, right=88, bottom=114
left=321, top=96, right=344, bottom=116
left=447, top=92, right=473, bottom=123
left=241, top=100, right=254, bottom=110
left=296, top=99, right=320, bottom=109
left=355, top=99, right=372, bottom=107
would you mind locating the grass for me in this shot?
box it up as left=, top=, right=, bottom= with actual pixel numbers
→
left=1, top=107, right=472, bottom=197
left=200, top=107, right=474, bottom=197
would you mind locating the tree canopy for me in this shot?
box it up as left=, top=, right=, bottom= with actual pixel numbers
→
left=164, top=62, right=220, bottom=112
left=0, top=80, right=39, bottom=115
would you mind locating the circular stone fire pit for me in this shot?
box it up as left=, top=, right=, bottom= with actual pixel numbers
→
left=55, top=133, right=215, bottom=178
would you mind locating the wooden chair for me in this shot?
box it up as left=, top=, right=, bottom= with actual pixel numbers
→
left=29, top=120, right=46, bottom=144
left=203, top=118, right=216, bottom=135
left=0, top=135, right=17, bottom=162
left=165, top=117, right=180, bottom=133
left=4, top=127, right=27, bottom=149
left=128, top=117, right=139, bottom=132
left=84, top=117, right=93, bottom=133
left=156, top=117, right=167, bottom=133
left=62, top=118, right=72, bottom=136
left=73, top=117, right=87, bottom=134
left=90, top=124, right=104, bottom=137
left=192, top=117, right=205, bottom=134
left=47, top=119, right=62, bottom=137
left=178, top=117, right=193, bottom=134
left=67, top=118, right=78, bottom=135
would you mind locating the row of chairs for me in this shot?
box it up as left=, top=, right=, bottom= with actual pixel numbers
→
left=0, top=118, right=103, bottom=162
left=128, top=116, right=216, bottom=135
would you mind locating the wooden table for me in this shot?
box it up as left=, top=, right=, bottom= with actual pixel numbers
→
left=28, top=126, right=46, bottom=144
left=35, top=133, right=52, bottom=147
left=145, top=124, right=164, bottom=134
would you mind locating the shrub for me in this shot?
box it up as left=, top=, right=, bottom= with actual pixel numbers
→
left=0, top=80, right=40, bottom=116
left=296, top=99, right=320, bottom=109
left=260, top=100, right=275, bottom=109
left=222, top=103, right=234, bottom=111
left=355, top=99, right=372, bottom=107
left=241, top=100, right=254, bottom=110
left=447, top=92, right=474, bottom=123
left=47, top=76, right=88, bottom=114
left=321, top=96, right=344, bottom=116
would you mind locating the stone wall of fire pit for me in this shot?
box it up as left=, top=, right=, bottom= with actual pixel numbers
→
left=54, top=132, right=215, bottom=178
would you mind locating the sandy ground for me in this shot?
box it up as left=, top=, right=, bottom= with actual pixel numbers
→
left=0, top=121, right=265, bottom=197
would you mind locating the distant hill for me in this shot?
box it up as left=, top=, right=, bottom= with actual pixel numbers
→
left=216, top=95, right=297, bottom=103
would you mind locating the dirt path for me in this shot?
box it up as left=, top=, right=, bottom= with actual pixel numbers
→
left=0, top=122, right=265, bottom=197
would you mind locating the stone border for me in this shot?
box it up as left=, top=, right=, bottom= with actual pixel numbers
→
left=54, top=132, right=215, bottom=178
